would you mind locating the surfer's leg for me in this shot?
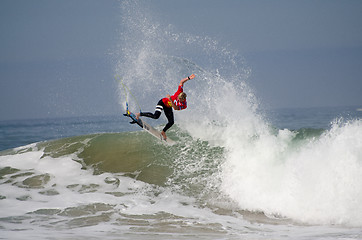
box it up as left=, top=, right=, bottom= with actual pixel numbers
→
left=162, top=108, right=174, bottom=132
left=140, top=111, right=161, bottom=119
left=140, top=100, right=163, bottom=119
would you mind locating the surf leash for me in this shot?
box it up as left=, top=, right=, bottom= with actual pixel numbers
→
left=115, top=75, right=142, bottom=113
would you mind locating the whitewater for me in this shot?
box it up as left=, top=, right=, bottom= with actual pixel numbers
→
left=1, top=1, right=362, bottom=239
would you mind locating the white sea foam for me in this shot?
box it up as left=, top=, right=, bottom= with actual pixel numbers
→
left=179, top=69, right=362, bottom=226
left=215, top=112, right=362, bottom=226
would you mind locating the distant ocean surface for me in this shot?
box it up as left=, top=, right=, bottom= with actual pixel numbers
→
left=1, top=106, right=361, bottom=152
left=1, top=106, right=362, bottom=239
left=0, top=115, right=131, bottom=152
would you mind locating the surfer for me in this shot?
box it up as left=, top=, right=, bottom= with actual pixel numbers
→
left=136, top=74, right=195, bottom=140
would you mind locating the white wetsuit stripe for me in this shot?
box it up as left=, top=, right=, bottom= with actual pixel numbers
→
left=155, top=105, right=163, bottom=112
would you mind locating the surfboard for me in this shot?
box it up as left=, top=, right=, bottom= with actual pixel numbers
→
left=123, top=110, right=176, bottom=145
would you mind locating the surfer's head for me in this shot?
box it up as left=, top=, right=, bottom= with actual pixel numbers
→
left=178, top=92, right=187, bottom=102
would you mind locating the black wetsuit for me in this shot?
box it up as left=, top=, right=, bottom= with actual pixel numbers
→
left=140, top=99, right=174, bottom=132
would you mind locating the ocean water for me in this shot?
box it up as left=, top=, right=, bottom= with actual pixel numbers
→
left=2, top=1, right=362, bottom=239
left=1, top=107, right=362, bottom=240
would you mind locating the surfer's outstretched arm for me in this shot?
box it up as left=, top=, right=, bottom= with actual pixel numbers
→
left=179, top=74, right=195, bottom=87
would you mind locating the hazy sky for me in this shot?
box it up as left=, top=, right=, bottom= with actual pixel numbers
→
left=1, top=0, right=362, bottom=120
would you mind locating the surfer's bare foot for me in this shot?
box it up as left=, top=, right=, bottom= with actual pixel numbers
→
left=135, top=113, right=140, bottom=120
left=161, top=131, right=167, bottom=140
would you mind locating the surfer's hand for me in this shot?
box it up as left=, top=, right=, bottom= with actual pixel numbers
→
left=180, top=74, right=194, bottom=86
left=166, top=94, right=171, bottom=99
